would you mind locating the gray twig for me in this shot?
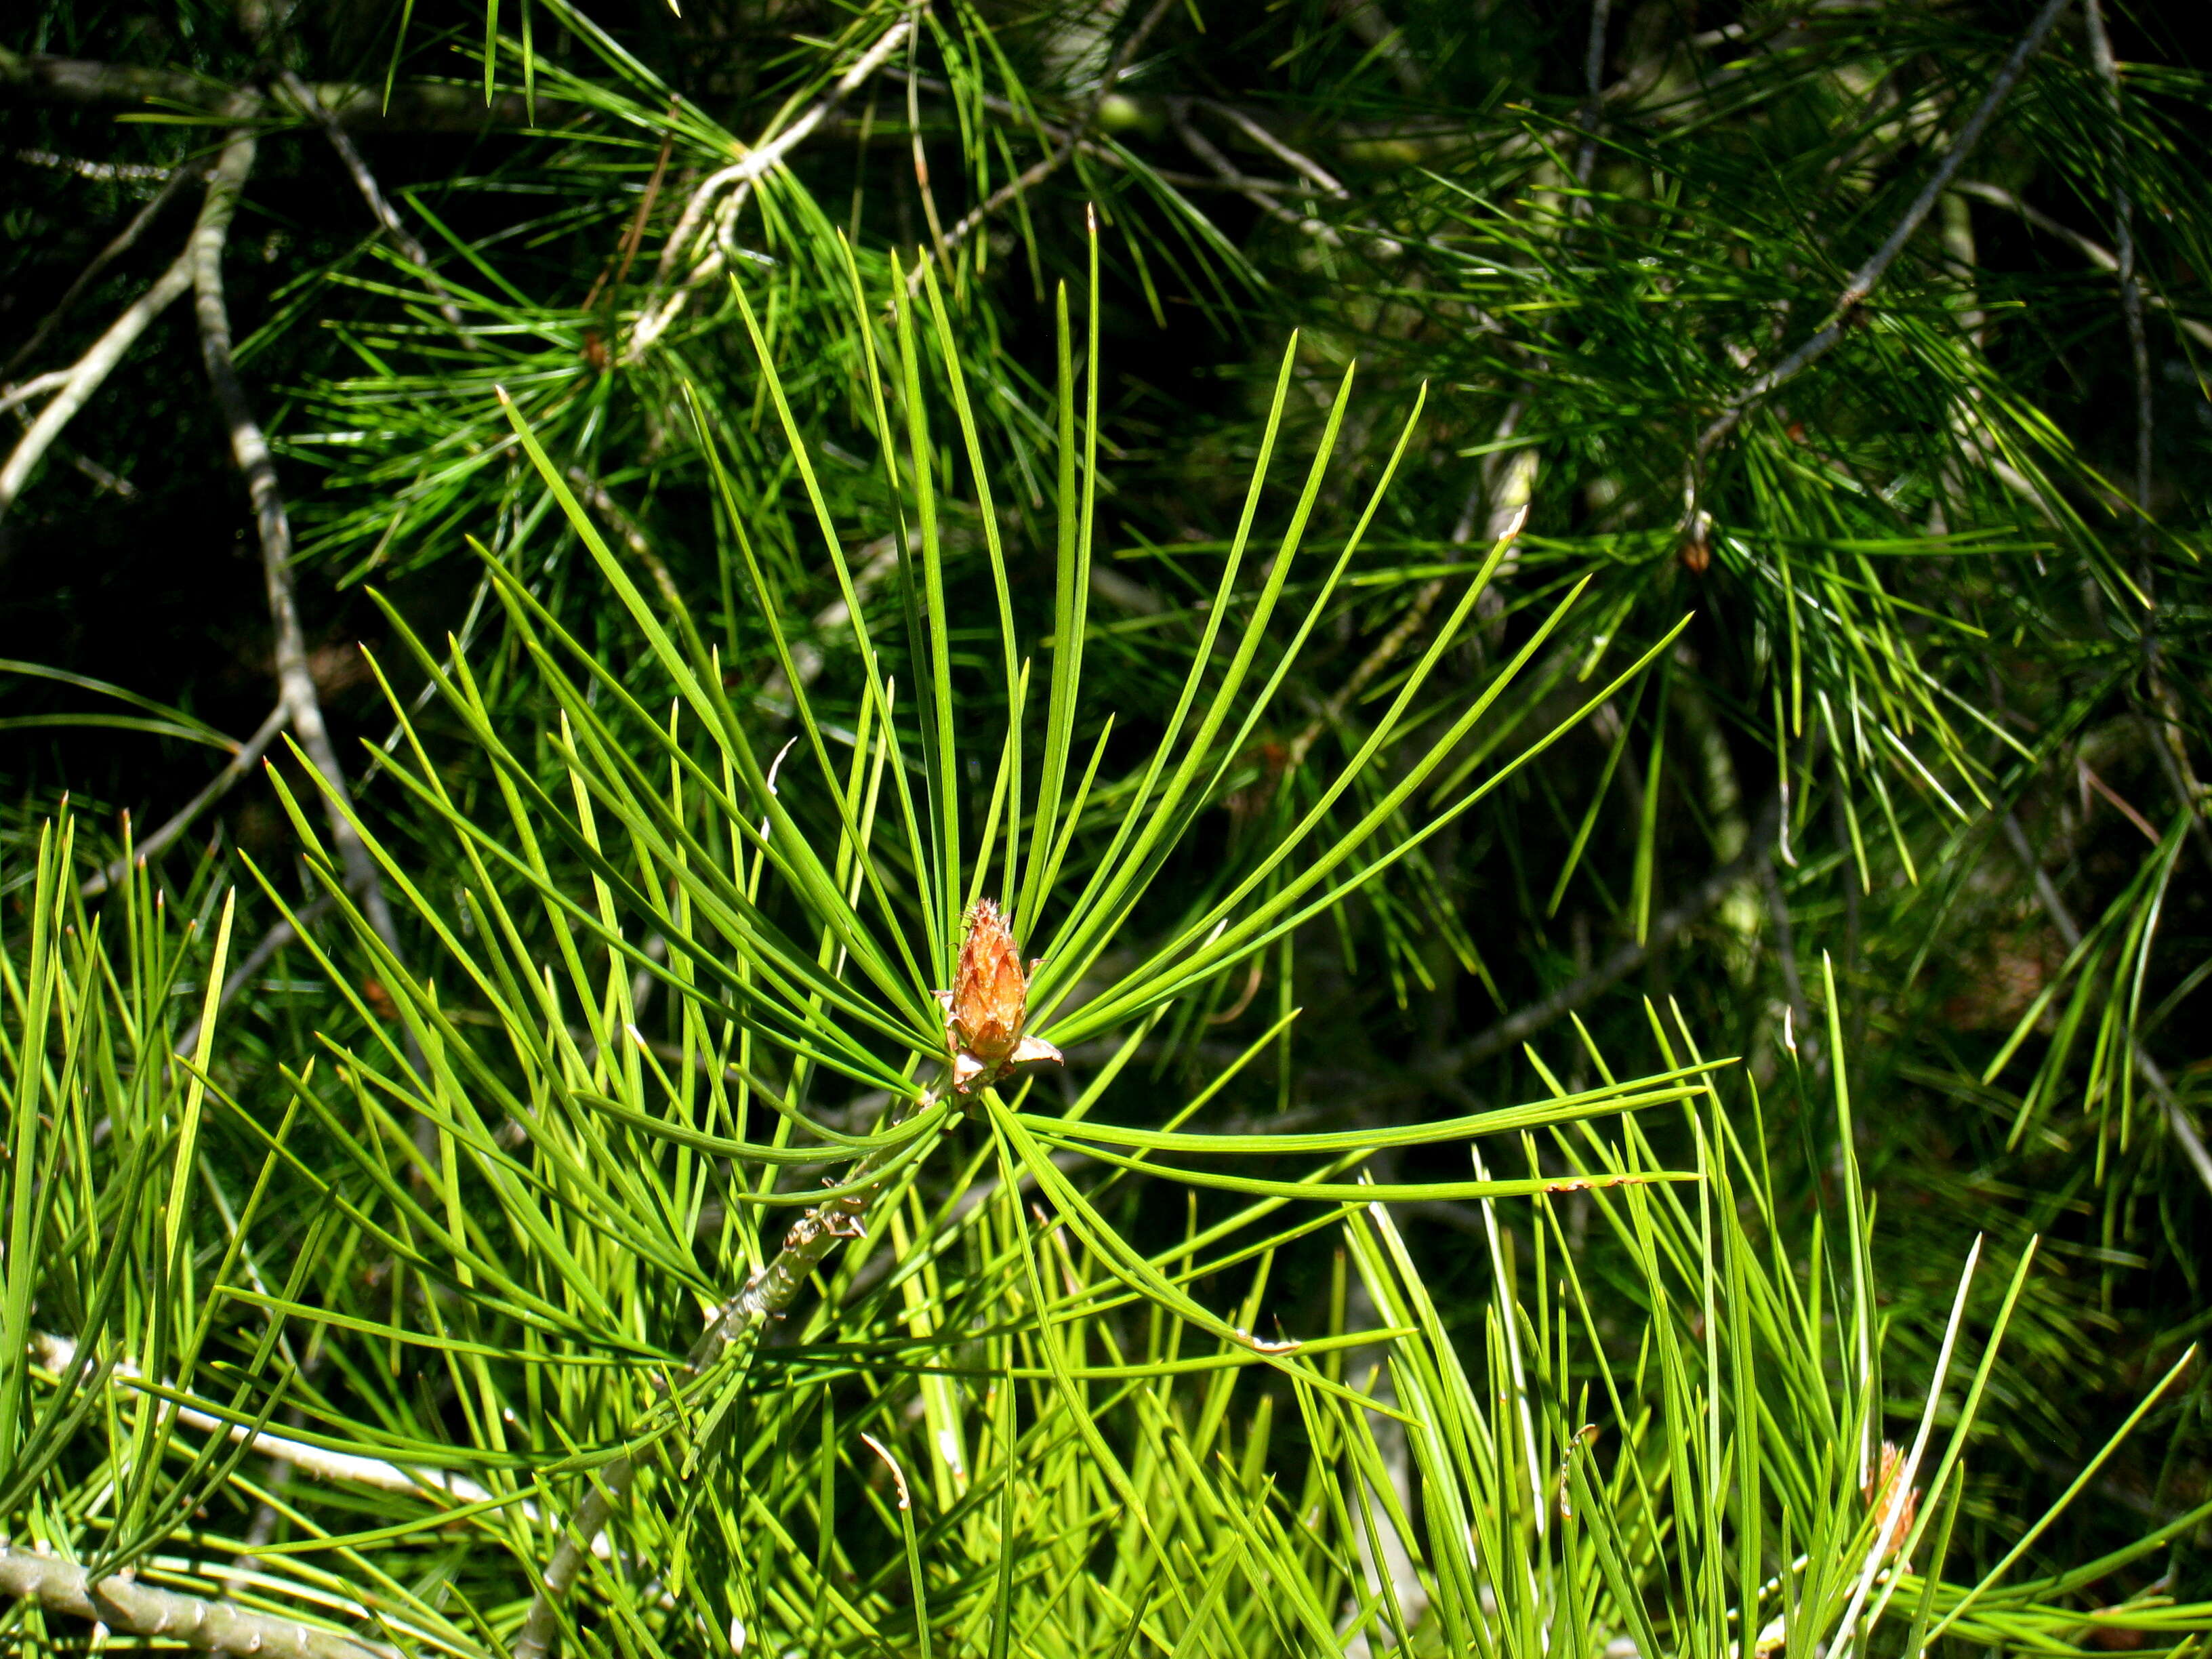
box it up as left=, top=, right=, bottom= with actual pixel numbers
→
left=1197, top=100, right=1347, bottom=198
left=912, top=0, right=1181, bottom=287
left=630, top=20, right=914, bottom=356
left=1168, top=101, right=1347, bottom=249
left=2082, top=1, right=2212, bottom=871
left=1573, top=0, right=1613, bottom=188
left=2081, top=1, right=2150, bottom=519
left=275, top=70, right=470, bottom=338
left=0, top=1545, right=396, bottom=1659
left=1951, top=182, right=2212, bottom=352
left=1285, top=486, right=1517, bottom=772
left=0, top=247, right=194, bottom=523
left=886, top=70, right=1302, bottom=196
left=28, top=1332, right=501, bottom=1507
left=190, top=113, right=403, bottom=971
left=0, top=46, right=574, bottom=131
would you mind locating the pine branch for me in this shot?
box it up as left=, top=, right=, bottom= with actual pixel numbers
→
left=2082, top=0, right=2152, bottom=520
left=628, top=18, right=914, bottom=358
left=190, top=113, right=404, bottom=976
left=1573, top=0, right=1613, bottom=187
left=912, top=0, right=1181, bottom=287
left=1952, top=182, right=2212, bottom=350
left=2, top=160, right=201, bottom=382
left=1694, top=0, right=2074, bottom=464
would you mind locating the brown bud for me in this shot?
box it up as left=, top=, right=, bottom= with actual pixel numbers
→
left=1865, top=1440, right=1919, bottom=1570
left=935, top=899, right=1063, bottom=1092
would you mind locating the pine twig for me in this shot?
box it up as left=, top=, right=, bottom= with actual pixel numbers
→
left=276, top=70, right=470, bottom=339
left=3, top=160, right=200, bottom=382
left=1761, top=859, right=1822, bottom=1080
left=1196, top=100, right=1347, bottom=198
left=2083, top=0, right=2212, bottom=872
left=26, top=1333, right=505, bottom=1509
left=189, top=114, right=405, bottom=975
left=0, top=1547, right=396, bottom=1659
left=1573, top=0, right=1614, bottom=188
left=629, top=19, right=914, bottom=358
left=510, top=1092, right=941, bottom=1659
left=1168, top=100, right=1347, bottom=249
left=0, top=46, right=575, bottom=131
left=910, top=0, right=1181, bottom=289
left=2082, top=1, right=2151, bottom=520
left=565, top=469, right=683, bottom=611
left=886, top=69, right=1298, bottom=196
left=1951, top=182, right=2212, bottom=351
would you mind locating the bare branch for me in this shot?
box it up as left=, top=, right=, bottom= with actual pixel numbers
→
left=0, top=247, right=192, bottom=523
left=188, top=115, right=411, bottom=1015
left=886, top=70, right=1300, bottom=197
left=1332, top=0, right=1425, bottom=96
left=628, top=20, right=913, bottom=357
left=1761, top=860, right=1822, bottom=1081
left=2083, top=0, right=2150, bottom=518
left=0, top=1546, right=396, bottom=1659
left=13, top=146, right=174, bottom=183
left=0, top=369, right=73, bottom=415
left=3, top=160, right=201, bottom=382
left=2082, top=0, right=2212, bottom=869
left=912, top=0, right=1181, bottom=288
left=1573, top=0, right=1613, bottom=188
left=56, top=442, right=142, bottom=497
left=28, top=1333, right=502, bottom=1507
left=756, top=533, right=899, bottom=716
left=1952, top=180, right=2212, bottom=356
left=1197, top=100, right=1347, bottom=198
left=1168, top=101, right=1347, bottom=248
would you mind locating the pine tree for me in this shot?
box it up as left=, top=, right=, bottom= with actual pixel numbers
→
left=3, top=1, right=2209, bottom=1652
